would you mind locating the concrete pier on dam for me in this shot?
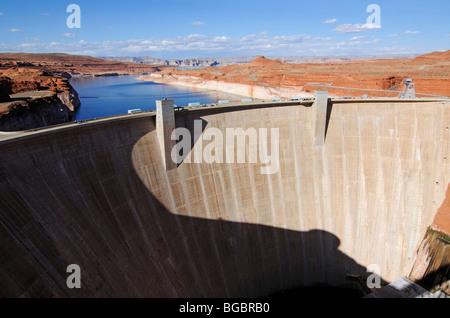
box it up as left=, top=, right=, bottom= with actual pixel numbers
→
left=0, top=95, right=449, bottom=297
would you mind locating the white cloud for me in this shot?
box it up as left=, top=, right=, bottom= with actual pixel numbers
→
left=349, top=36, right=366, bottom=41
left=404, top=30, right=422, bottom=35
left=332, top=23, right=381, bottom=33
left=0, top=33, right=406, bottom=57
left=312, top=36, right=334, bottom=41
left=323, top=18, right=337, bottom=24
left=334, top=37, right=381, bottom=48
left=0, top=12, right=3, bottom=16
left=41, top=13, right=50, bottom=16
left=9, top=28, right=21, bottom=32
left=272, top=34, right=311, bottom=42
left=213, top=36, right=229, bottom=42
left=388, top=34, right=399, bottom=37
left=186, top=33, right=206, bottom=40
left=62, top=33, right=77, bottom=38
left=191, top=21, right=205, bottom=26
left=123, top=45, right=143, bottom=53
left=0, top=33, right=310, bottom=56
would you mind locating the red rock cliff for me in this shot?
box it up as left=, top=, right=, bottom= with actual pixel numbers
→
left=0, top=68, right=80, bottom=131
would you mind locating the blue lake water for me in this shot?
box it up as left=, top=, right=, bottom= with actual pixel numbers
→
left=70, top=75, right=248, bottom=121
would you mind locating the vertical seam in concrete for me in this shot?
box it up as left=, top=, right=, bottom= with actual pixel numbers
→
left=357, top=113, right=368, bottom=267
left=291, top=118, right=308, bottom=286
left=178, top=165, right=211, bottom=296
left=247, top=157, right=270, bottom=294
left=195, top=163, right=231, bottom=297
left=266, top=171, right=284, bottom=289
left=341, top=110, right=352, bottom=260
left=144, top=195, right=183, bottom=297
left=226, top=161, right=251, bottom=296
left=162, top=168, right=205, bottom=297
left=276, top=149, right=292, bottom=283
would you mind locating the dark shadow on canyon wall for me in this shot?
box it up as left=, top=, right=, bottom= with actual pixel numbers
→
left=415, top=266, right=450, bottom=295
left=0, top=112, right=388, bottom=298
left=410, top=228, right=450, bottom=294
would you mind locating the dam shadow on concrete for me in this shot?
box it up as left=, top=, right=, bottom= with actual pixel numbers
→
left=0, top=108, right=398, bottom=298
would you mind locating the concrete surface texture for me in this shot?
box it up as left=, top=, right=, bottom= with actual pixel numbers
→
left=0, top=98, right=449, bottom=297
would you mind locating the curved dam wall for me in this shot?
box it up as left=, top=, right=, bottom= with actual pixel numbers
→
left=0, top=99, right=449, bottom=297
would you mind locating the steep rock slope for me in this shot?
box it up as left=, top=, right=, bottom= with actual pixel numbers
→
left=0, top=68, right=80, bottom=131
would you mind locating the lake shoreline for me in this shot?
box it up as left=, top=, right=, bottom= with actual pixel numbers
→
left=69, top=75, right=250, bottom=121
left=137, top=73, right=314, bottom=100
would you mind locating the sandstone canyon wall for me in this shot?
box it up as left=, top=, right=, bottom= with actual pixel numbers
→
left=138, top=52, right=450, bottom=99
left=0, top=68, right=80, bottom=131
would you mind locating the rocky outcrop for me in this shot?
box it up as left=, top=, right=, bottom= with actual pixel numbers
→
left=415, top=50, right=450, bottom=61
left=102, top=54, right=417, bottom=68
left=162, top=59, right=218, bottom=67
left=56, top=88, right=80, bottom=112
left=433, top=184, right=450, bottom=236
left=138, top=52, right=450, bottom=98
left=0, top=68, right=81, bottom=131
left=248, top=56, right=283, bottom=66
left=0, top=53, right=167, bottom=131
left=378, top=76, right=403, bottom=90
left=409, top=184, right=450, bottom=295
left=100, top=56, right=253, bottom=68
left=0, top=78, right=11, bottom=102
left=409, top=227, right=450, bottom=295
left=0, top=93, right=78, bottom=131
left=1, top=68, right=74, bottom=94
left=0, top=53, right=163, bottom=76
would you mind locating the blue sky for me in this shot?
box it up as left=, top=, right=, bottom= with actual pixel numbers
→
left=0, top=0, right=448, bottom=58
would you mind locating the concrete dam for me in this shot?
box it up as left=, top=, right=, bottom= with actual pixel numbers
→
left=0, top=95, right=449, bottom=297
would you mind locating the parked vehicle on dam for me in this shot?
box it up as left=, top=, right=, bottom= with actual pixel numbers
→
left=128, top=108, right=142, bottom=114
